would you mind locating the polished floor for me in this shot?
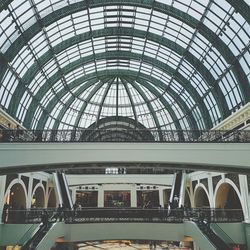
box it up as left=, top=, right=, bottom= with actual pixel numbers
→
left=77, top=241, right=190, bottom=249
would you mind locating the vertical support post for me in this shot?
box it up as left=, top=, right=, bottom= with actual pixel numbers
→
left=130, top=185, right=137, bottom=207
left=0, top=175, right=6, bottom=221
left=207, top=174, right=215, bottom=207
left=98, top=185, right=104, bottom=208
left=71, top=188, right=76, bottom=205
left=239, top=175, right=250, bottom=222
left=26, top=174, right=33, bottom=209
left=159, top=188, right=164, bottom=207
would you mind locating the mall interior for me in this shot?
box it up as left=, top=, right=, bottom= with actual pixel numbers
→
left=0, top=0, right=250, bottom=249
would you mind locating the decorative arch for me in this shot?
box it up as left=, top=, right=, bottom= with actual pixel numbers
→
left=214, top=179, right=243, bottom=209
left=31, top=183, right=46, bottom=208
left=193, top=184, right=211, bottom=208
left=0, top=0, right=248, bottom=132
left=4, top=179, right=28, bottom=209
left=47, top=188, right=57, bottom=208
left=184, top=188, right=192, bottom=208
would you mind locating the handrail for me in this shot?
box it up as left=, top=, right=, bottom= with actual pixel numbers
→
left=194, top=219, right=231, bottom=250
left=210, top=222, right=235, bottom=245
left=0, top=129, right=249, bottom=143
left=3, top=208, right=244, bottom=224
left=11, top=223, right=39, bottom=250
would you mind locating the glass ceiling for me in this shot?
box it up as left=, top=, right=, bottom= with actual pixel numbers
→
left=0, top=0, right=249, bottom=131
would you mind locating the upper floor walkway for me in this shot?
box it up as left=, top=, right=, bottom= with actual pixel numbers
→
left=0, top=208, right=247, bottom=250
left=0, top=129, right=250, bottom=174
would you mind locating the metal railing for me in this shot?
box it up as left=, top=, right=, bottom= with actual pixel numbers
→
left=0, top=129, right=249, bottom=143
left=2, top=208, right=244, bottom=224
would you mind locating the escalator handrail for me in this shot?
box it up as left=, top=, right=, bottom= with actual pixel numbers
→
left=21, top=223, right=45, bottom=249
left=211, top=222, right=235, bottom=245
left=196, top=219, right=231, bottom=250
left=11, top=223, right=39, bottom=250
left=57, top=173, right=71, bottom=209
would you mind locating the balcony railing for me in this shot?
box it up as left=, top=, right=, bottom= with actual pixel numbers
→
left=0, top=129, right=250, bottom=143
left=2, top=208, right=244, bottom=224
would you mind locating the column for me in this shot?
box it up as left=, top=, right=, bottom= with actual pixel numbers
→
left=239, top=175, right=250, bottom=222
left=71, top=188, right=76, bottom=205
left=26, top=174, right=33, bottom=208
left=207, top=174, right=215, bottom=207
left=98, top=185, right=104, bottom=207
left=158, top=188, right=164, bottom=207
left=130, top=185, right=137, bottom=207
left=0, top=175, right=7, bottom=221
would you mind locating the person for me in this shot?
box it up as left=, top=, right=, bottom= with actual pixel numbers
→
left=73, top=202, right=78, bottom=217
left=0, top=129, right=3, bottom=142
left=2, top=203, right=9, bottom=223
left=56, top=204, right=63, bottom=222
left=173, top=195, right=179, bottom=208
left=3, top=123, right=11, bottom=142
left=15, top=125, right=23, bottom=141
left=153, top=241, right=156, bottom=249
left=35, top=130, right=43, bottom=142
left=41, top=210, right=49, bottom=229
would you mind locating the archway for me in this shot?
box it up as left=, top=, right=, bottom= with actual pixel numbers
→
left=32, top=186, right=45, bottom=208
left=6, top=183, right=26, bottom=209
left=47, top=188, right=57, bottom=208
left=215, top=183, right=242, bottom=209
left=194, top=186, right=210, bottom=208
left=184, top=189, right=191, bottom=208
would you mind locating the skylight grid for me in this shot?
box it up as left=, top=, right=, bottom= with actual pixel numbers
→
left=0, top=0, right=249, bottom=131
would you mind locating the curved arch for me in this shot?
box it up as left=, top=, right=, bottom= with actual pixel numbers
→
left=35, top=70, right=185, bottom=134
left=214, top=179, right=243, bottom=209
left=184, top=188, right=192, bottom=208
left=1, top=0, right=248, bottom=26
left=32, top=183, right=45, bottom=208
left=126, top=81, right=164, bottom=138
left=24, top=47, right=212, bottom=130
left=193, top=184, right=211, bottom=208
left=32, top=63, right=203, bottom=132
left=9, top=28, right=227, bottom=124
left=134, top=77, right=199, bottom=132
left=4, top=179, right=27, bottom=209
left=47, top=188, right=57, bottom=208
left=73, top=78, right=116, bottom=129
left=1, top=0, right=249, bottom=105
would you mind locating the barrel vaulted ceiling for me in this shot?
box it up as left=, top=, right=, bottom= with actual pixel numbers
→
left=0, top=0, right=249, bottom=130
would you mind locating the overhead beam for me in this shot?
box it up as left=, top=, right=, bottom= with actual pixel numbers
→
left=0, top=1, right=248, bottom=105
left=8, top=28, right=224, bottom=125
left=22, top=50, right=214, bottom=129
left=35, top=69, right=190, bottom=134
left=0, top=142, right=250, bottom=174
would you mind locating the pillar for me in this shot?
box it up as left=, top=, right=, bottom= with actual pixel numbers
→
left=98, top=185, right=104, bottom=207
left=26, top=174, right=33, bottom=208
left=239, top=175, right=250, bottom=222
left=207, top=174, right=215, bottom=207
left=71, top=188, right=76, bottom=205
left=159, top=188, right=164, bottom=207
left=130, top=185, right=137, bottom=207
left=0, top=175, right=6, bottom=222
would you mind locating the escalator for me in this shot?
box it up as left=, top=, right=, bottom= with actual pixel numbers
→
left=21, top=222, right=53, bottom=250
left=195, top=219, right=231, bottom=250
left=169, top=170, right=183, bottom=208
left=53, top=172, right=73, bottom=209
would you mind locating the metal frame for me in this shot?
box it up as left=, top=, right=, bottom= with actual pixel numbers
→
left=0, top=0, right=249, bottom=131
